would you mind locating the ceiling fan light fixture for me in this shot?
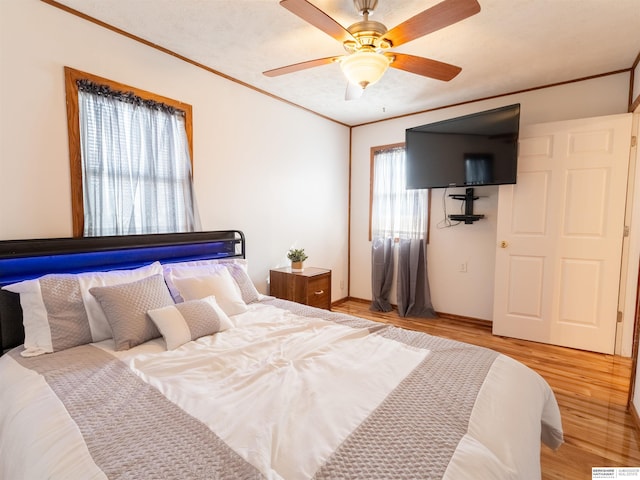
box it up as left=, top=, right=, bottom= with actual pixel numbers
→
left=340, top=50, right=391, bottom=89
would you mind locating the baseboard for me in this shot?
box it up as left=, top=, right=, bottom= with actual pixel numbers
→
left=330, top=296, right=354, bottom=307
left=435, top=311, right=493, bottom=329
left=333, top=297, right=492, bottom=329
left=334, top=296, right=369, bottom=306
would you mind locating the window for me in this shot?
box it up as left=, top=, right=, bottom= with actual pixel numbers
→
left=65, top=67, right=199, bottom=237
left=369, top=144, right=430, bottom=240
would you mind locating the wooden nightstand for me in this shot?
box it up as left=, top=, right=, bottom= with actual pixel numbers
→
left=269, top=267, right=331, bottom=310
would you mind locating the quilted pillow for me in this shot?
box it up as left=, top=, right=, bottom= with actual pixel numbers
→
left=90, top=274, right=174, bottom=351
left=147, top=295, right=233, bottom=350
left=2, top=262, right=163, bottom=357
left=170, top=268, right=248, bottom=316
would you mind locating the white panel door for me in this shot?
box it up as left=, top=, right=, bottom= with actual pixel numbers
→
left=493, top=114, right=632, bottom=354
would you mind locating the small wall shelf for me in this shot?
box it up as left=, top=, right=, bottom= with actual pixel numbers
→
left=448, top=187, right=485, bottom=224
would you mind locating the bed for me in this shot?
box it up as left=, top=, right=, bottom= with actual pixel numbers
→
left=0, top=230, right=563, bottom=479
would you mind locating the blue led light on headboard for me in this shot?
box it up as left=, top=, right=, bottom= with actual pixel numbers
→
left=0, top=231, right=245, bottom=287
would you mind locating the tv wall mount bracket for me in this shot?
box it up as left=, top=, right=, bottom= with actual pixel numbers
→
left=448, top=187, right=484, bottom=224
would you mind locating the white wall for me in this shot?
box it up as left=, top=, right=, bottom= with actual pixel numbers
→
left=630, top=112, right=640, bottom=421
left=350, top=74, right=632, bottom=322
left=630, top=68, right=640, bottom=422
left=0, top=0, right=351, bottom=300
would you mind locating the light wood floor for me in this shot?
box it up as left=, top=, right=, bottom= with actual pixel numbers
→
left=331, top=299, right=640, bottom=479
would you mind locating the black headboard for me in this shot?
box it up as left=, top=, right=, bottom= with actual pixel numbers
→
left=0, top=230, right=245, bottom=354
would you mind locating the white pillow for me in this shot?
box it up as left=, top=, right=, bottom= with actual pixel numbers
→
left=162, top=259, right=261, bottom=304
left=162, top=263, right=226, bottom=302
left=171, top=269, right=248, bottom=316
left=2, top=262, right=163, bottom=357
left=148, top=295, right=233, bottom=350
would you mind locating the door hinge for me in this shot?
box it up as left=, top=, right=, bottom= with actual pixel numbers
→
left=624, top=225, right=630, bottom=237
left=617, top=311, right=623, bottom=323
left=632, top=136, right=637, bottom=147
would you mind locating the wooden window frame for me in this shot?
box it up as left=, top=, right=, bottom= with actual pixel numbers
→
left=64, top=66, right=194, bottom=237
left=368, top=142, right=431, bottom=242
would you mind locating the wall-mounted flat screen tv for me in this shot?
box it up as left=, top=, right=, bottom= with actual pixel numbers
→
left=405, top=104, right=520, bottom=189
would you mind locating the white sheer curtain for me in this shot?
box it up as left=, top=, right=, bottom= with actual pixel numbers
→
left=371, top=146, right=435, bottom=318
left=78, top=88, right=201, bottom=236
left=371, top=147, right=428, bottom=240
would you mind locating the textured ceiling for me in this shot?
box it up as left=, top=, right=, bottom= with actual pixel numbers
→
left=50, top=0, right=640, bottom=126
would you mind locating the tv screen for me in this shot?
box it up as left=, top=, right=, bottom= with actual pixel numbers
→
left=405, top=104, right=520, bottom=189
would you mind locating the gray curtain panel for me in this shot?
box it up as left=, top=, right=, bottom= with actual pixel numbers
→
left=370, top=237, right=394, bottom=312
left=397, top=238, right=438, bottom=318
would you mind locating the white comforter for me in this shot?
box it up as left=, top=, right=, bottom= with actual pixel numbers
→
left=0, top=301, right=563, bottom=479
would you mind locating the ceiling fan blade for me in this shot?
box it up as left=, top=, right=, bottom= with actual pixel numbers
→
left=387, top=53, right=462, bottom=81
left=263, top=56, right=341, bottom=77
left=280, top=0, right=355, bottom=43
left=383, top=0, right=480, bottom=47
left=345, top=82, right=364, bottom=101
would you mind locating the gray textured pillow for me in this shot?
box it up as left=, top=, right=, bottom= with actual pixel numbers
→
left=147, top=295, right=233, bottom=350
left=225, top=263, right=261, bottom=304
left=90, top=274, right=174, bottom=351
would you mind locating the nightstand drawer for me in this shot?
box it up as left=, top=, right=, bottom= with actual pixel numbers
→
left=306, top=275, right=330, bottom=309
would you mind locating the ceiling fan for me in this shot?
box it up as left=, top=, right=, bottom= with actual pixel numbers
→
left=263, top=0, right=481, bottom=99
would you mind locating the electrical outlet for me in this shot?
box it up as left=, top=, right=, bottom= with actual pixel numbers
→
left=340, top=280, right=345, bottom=290
left=458, top=262, right=467, bottom=273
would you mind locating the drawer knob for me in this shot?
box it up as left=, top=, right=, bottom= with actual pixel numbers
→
left=314, top=290, right=324, bottom=295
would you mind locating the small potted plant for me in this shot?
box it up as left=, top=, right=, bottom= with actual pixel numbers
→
left=287, top=248, right=308, bottom=272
